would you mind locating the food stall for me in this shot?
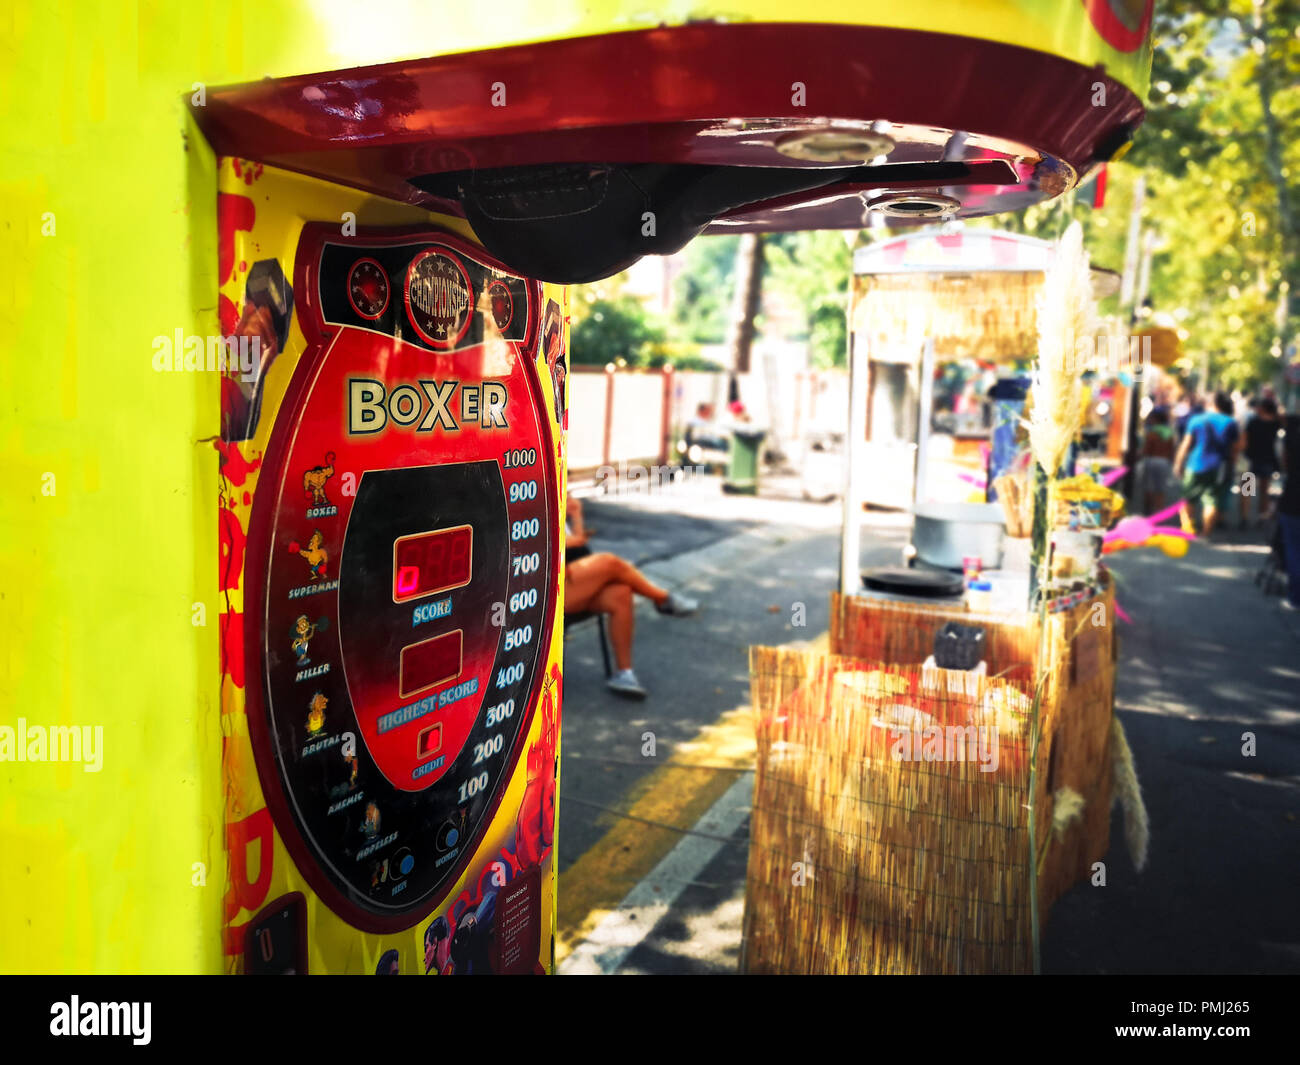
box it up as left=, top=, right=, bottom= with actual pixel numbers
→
left=746, top=220, right=1151, bottom=974
left=847, top=227, right=1122, bottom=513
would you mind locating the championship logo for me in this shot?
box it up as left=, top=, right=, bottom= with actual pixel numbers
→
left=405, top=248, right=473, bottom=349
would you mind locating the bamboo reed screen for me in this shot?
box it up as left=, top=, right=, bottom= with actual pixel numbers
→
left=743, top=588, right=1116, bottom=974
left=851, top=272, right=1042, bottom=363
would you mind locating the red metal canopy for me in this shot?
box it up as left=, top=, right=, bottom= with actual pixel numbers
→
left=193, top=21, right=1143, bottom=235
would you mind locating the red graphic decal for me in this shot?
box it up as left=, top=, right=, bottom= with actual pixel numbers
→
left=218, top=503, right=247, bottom=594
left=224, top=806, right=275, bottom=931
left=1082, top=0, right=1154, bottom=54
left=219, top=294, right=239, bottom=336
left=516, top=674, right=558, bottom=868
left=220, top=608, right=245, bottom=689
left=232, top=159, right=264, bottom=186
left=218, top=193, right=256, bottom=285
left=347, top=258, right=390, bottom=320
left=212, top=438, right=262, bottom=487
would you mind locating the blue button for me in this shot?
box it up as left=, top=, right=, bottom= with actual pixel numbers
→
left=400, top=854, right=414, bottom=875
left=446, top=828, right=459, bottom=847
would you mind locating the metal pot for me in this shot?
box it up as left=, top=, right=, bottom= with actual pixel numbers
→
left=910, top=501, right=1006, bottom=571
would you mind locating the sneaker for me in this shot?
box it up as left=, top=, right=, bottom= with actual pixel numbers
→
left=607, top=669, right=648, bottom=699
left=1282, top=599, right=1299, bottom=612
left=655, top=591, right=699, bottom=617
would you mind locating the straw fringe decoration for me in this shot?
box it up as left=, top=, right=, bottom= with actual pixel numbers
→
left=1050, top=786, right=1086, bottom=842
left=1110, top=715, right=1150, bottom=873
left=1027, top=221, right=1094, bottom=480
left=742, top=591, right=1119, bottom=974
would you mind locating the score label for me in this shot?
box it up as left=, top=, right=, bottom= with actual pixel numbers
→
left=245, top=226, right=558, bottom=930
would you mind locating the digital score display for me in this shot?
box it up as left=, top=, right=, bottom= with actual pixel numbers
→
left=393, top=525, right=472, bottom=602
left=399, top=629, right=463, bottom=698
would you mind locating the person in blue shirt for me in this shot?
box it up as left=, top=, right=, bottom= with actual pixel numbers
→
left=1174, top=391, right=1241, bottom=535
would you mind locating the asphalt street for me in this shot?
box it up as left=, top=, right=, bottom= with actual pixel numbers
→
left=555, top=477, right=1300, bottom=974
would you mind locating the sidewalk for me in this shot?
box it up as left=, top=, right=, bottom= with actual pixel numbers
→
left=556, top=477, right=907, bottom=971
left=556, top=482, right=1300, bottom=974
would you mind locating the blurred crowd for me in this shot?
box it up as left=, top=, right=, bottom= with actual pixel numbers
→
left=1136, top=384, right=1299, bottom=611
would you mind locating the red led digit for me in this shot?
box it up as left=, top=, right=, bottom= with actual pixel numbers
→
left=392, top=525, right=473, bottom=602
left=448, top=529, right=470, bottom=580
left=396, top=565, right=420, bottom=596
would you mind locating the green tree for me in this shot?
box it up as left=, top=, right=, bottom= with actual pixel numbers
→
left=672, top=235, right=740, bottom=343
left=568, top=295, right=666, bottom=367
left=764, top=230, right=853, bottom=368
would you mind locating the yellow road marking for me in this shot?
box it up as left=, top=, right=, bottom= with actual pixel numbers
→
left=555, top=703, right=758, bottom=963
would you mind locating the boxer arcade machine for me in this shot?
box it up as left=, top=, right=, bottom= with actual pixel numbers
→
left=194, top=1, right=1152, bottom=975
left=215, top=172, right=566, bottom=975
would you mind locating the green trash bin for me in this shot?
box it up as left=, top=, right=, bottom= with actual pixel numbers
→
left=724, top=427, right=766, bottom=495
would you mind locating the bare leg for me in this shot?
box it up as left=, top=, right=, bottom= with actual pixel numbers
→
left=565, top=553, right=668, bottom=610
left=1203, top=503, right=1219, bottom=536
left=604, top=554, right=668, bottom=604
left=591, top=583, right=634, bottom=670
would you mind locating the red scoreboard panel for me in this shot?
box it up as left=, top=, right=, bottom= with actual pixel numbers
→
left=243, top=224, right=559, bottom=933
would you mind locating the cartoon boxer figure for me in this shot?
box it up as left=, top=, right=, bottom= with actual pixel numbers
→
left=306, top=692, right=328, bottom=736
left=289, top=530, right=329, bottom=580
left=302, top=453, right=335, bottom=506
left=291, top=615, right=316, bottom=665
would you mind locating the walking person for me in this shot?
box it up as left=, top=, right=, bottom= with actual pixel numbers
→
left=1174, top=391, right=1241, bottom=536
left=1243, top=395, right=1281, bottom=524
left=1278, top=412, right=1300, bottom=612
left=1136, top=406, right=1178, bottom=516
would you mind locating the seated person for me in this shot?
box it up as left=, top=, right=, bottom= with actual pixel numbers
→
left=564, top=495, right=697, bottom=699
